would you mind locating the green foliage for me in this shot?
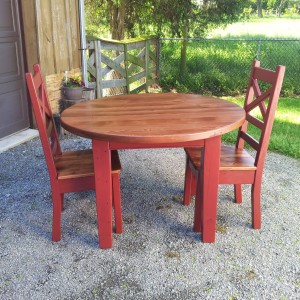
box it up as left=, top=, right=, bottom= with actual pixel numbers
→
left=267, top=0, right=289, bottom=11
left=284, top=4, right=300, bottom=16
left=160, top=38, right=300, bottom=97
left=243, top=6, right=254, bottom=18
left=85, top=0, right=248, bottom=39
left=161, top=39, right=252, bottom=96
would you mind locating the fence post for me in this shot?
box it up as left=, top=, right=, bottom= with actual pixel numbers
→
left=145, top=39, right=150, bottom=92
left=157, top=38, right=161, bottom=83
left=124, top=43, right=130, bottom=94
left=257, top=38, right=262, bottom=61
left=95, top=40, right=103, bottom=98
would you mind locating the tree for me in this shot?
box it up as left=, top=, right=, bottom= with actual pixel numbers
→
left=267, top=0, right=289, bottom=16
left=277, top=0, right=288, bottom=16
left=151, top=1, right=247, bottom=76
left=85, top=0, right=247, bottom=39
left=85, top=0, right=153, bottom=39
left=107, top=0, right=126, bottom=40
left=85, top=0, right=248, bottom=80
left=257, top=0, right=264, bottom=17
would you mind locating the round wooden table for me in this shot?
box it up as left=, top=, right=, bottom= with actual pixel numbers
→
left=61, top=93, right=245, bottom=248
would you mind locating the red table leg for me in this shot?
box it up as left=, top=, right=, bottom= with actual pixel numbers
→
left=92, top=140, right=113, bottom=249
left=200, top=136, right=221, bottom=243
left=193, top=147, right=203, bottom=233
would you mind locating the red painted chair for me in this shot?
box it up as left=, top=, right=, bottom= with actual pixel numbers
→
left=184, top=60, right=285, bottom=231
left=25, top=64, right=123, bottom=242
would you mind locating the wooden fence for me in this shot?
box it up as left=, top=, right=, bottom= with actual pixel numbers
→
left=87, top=36, right=159, bottom=98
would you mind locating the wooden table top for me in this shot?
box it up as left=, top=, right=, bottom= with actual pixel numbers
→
left=60, top=93, right=245, bottom=144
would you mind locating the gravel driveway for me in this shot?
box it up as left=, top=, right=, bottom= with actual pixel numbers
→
left=0, top=137, right=299, bottom=299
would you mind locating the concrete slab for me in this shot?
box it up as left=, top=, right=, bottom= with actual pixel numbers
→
left=0, top=129, right=39, bottom=153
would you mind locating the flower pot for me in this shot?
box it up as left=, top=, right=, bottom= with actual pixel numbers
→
left=63, top=87, right=83, bottom=100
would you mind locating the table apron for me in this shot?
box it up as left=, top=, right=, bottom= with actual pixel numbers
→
left=109, top=140, right=205, bottom=150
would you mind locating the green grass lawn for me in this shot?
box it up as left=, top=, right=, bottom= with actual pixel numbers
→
left=161, top=37, right=300, bottom=96
left=208, top=16, right=300, bottom=38
left=161, top=17, right=300, bottom=97
left=222, top=97, right=300, bottom=159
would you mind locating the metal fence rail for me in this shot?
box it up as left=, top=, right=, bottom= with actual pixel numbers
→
left=159, top=38, right=300, bottom=96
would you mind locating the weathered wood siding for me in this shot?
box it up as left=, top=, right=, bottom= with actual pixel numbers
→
left=21, top=0, right=81, bottom=112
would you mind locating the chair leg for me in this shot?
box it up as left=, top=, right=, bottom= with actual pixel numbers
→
left=112, top=173, right=123, bottom=234
left=183, top=157, right=193, bottom=206
left=61, top=193, right=65, bottom=211
left=52, top=190, right=62, bottom=241
left=191, top=174, right=196, bottom=196
left=234, top=184, right=242, bottom=203
left=193, top=172, right=202, bottom=233
left=251, top=180, right=262, bottom=229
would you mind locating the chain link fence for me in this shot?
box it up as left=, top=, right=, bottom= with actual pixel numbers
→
left=159, top=38, right=300, bottom=96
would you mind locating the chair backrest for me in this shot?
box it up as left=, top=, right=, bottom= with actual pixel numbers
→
left=25, top=64, right=62, bottom=180
left=236, top=60, right=285, bottom=168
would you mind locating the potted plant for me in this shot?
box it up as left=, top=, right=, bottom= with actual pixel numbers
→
left=62, top=72, right=85, bottom=100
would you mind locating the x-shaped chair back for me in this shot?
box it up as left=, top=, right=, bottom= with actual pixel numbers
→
left=237, top=60, right=285, bottom=169
left=25, top=65, right=123, bottom=243
left=25, top=64, right=62, bottom=180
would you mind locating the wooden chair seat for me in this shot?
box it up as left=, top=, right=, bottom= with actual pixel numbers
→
left=185, top=145, right=256, bottom=171
left=55, top=149, right=121, bottom=179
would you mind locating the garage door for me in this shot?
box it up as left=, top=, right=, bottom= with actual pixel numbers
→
left=0, top=0, right=29, bottom=139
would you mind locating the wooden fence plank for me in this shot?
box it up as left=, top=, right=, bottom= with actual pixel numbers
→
left=126, top=40, right=147, bottom=51
left=102, top=79, right=127, bottom=89
left=126, top=53, right=145, bottom=68
left=128, top=71, right=146, bottom=84
left=124, top=43, right=130, bottom=93
left=100, top=53, right=126, bottom=77
left=87, top=37, right=158, bottom=97
left=95, top=41, right=102, bottom=97
left=102, top=53, right=125, bottom=76
left=131, top=83, right=146, bottom=94
left=149, top=49, right=157, bottom=62
left=145, top=40, right=150, bottom=92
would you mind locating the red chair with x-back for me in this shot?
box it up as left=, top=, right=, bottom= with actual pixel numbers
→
left=25, top=64, right=123, bottom=242
left=184, top=60, right=285, bottom=231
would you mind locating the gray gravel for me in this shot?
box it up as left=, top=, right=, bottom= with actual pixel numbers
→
left=0, top=137, right=299, bottom=300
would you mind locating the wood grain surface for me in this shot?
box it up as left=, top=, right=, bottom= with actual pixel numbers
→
left=60, top=93, right=245, bottom=144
